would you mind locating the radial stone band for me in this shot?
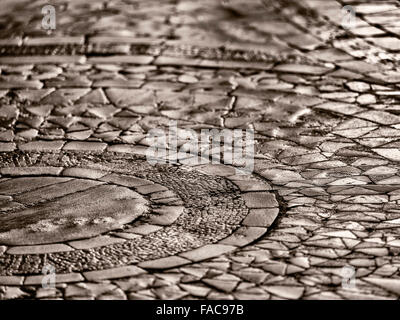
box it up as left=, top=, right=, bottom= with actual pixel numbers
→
left=0, top=149, right=278, bottom=279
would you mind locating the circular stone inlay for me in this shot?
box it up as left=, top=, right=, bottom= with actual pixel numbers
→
left=0, top=150, right=279, bottom=276
left=0, top=177, right=148, bottom=245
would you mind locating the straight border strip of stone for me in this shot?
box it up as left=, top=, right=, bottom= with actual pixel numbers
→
left=0, top=56, right=86, bottom=64
left=87, top=55, right=154, bottom=65
left=154, top=56, right=274, bottom=70
left=24, top=273, right=84, bottom=286
left=0, top=275, right=24, bottom=286
left=83, top=265, right=146, bottom=282
left=7, top=243, right=74, bottom=255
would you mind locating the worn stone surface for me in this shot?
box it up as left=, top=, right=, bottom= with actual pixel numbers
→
left=0, top=152, right=271, bottom=276
left=0, top=178, right=148, bottom=245
left=0, top=0, right=399, bottom=301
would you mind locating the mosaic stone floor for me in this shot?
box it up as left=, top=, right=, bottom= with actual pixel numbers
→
left=0, top=0, right=400, bottom=300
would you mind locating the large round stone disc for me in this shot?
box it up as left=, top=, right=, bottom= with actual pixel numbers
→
left=0, top=177, right=148, bottom=245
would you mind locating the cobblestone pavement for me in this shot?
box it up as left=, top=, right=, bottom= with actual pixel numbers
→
left=1, top=0, right=400, bottom=300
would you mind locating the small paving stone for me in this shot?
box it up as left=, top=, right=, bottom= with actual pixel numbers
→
left=1, top=166, right=63, bottom=177
left=63, top=142, right=107, bottom=152
left=7, top=244, right=73, bottom=255
left=179, top=284, right=210, bottom=297
left=364, top=278, right=400, bottom=296
left=243, top=208, right=279, bottom=227
left=0, top=80, right=43, bottom=89
left=35, top=288, right=60, bottom=299
left=138, top=256, right=191, bottom=269
left=97, top=288, right=127, bottom=300
left=233, top=180, right=271, bottom=192
left=263, top=285, right=304, bottom=299
left=68, top=236, right=125, bottom=250
left=0, top=56, right=86, bottom=64
left=88, top=55, right=154, bottom=65
left=106, top=144, right=148, bottom=155
left=65, top=283, right=117, bottom=299
left=273, top=64, right=333, bottom=75
left=127, top=224, right=163, bottom=235
left=0, top=143, right=16, bottom=152
left=135, top=184, right=168, bottom=195
left=346, top=81, right=370, bottom=92
left=0, top=276, right=24, bottom=285
left=24, top=273, right=84, bottom=285
left=153, top=285, right=188, bottom=300
left=62, top=168, right=107, bottom=179
left=242, top=192, right=278, bottom=208
left=203, top=278, right=239, bottom=293
left=149, top=206, right=185, bottom=225
left=0, top=287, right=29, bottom=299
left=24, top=37, right=85, bottom=45
left=220, top=227, right=267, bottom=247
left=18, top=141, right=65, bottom=151
left=83, top=266, right=146, bottom=282
left=179, top=244, right=237, bottom=262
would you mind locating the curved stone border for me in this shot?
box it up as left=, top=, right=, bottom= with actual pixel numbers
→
left=0, top=169, right=183, bottom=253
left=0, top=41, right=283, bottom=64
left=0, top=142, right=280, bottom=282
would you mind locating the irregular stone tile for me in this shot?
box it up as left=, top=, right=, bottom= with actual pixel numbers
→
left=88, top=55, right=154, bottom=65
left=358, top=111, right=400, bottom=125
left=0, top=287, right=29, bottom=299
left=149, top=206, right=185, bottom=225
left=273, top=64, right=332, bottom=75
left=68, top=236, right=125, bottom=250
left=179, top=284, right=211, bottom=297
left=62, top=168, right=107, bottom=179
left=153, top=285, right=188, bottom=300
left=364, top=278, right=400, bottom=296
left=221, top=227, right=267, bottom=246
left=314, top=102, right=363, bottom=115
left=263, top=285, right=304, bottom=299
left=18, top=140, right=65, bottom=151
left=203, top=278, right=239, bottom=293
left=139, top=256, right=191, bottom=269
left=63, top=141, right=107, bottom=152
left=7, top=244, right=73, bottom=255
left=179, top=244, right=237, bottom=262
left=242, top=192, right=278, bottom=208
left=83, top=266, right=146, bottom=281
left=243, top=208, right=279, bottom=227
left=25, top=273, right=84, bottom=285
left=0, top=276, right=24, bottom=286
left=65, top=283, right=116, bottom=299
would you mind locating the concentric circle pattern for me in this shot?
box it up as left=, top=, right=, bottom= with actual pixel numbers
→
left=0, top=149, right=278, bottom=277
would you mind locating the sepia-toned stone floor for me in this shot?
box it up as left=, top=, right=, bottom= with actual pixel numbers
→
left=0, top=0, right=400, bottom=299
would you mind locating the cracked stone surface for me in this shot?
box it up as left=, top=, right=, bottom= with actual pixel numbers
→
left=0, top=0, right=400, bottom=300
left=0, top=176, right=148, bottom=245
